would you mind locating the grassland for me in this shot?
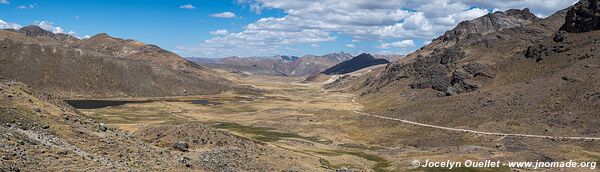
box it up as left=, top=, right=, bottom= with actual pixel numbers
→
left=74, top=71, right=600, bottom=171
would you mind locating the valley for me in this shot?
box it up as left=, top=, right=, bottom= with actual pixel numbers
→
left=2, top=0, right=600, bottom=171
left=70, top=68, right=600, bottom=171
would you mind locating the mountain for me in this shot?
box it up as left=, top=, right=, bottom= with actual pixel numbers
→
left=0, top=26, right=256, bottom=98
left=75, top=33, right=225, bottom=80
left=322, top=53, right=389, bottom=75
left=186, top=57, right=220, bottom=64
left=329, top=3, right=600, bottom=140
left=402, top=8, right=539, bottom=63
left=190, top=52, right=353, bottom=77
left=366, top=8, right=545, bottom=94
left=280, top=52, right=354, bottom=76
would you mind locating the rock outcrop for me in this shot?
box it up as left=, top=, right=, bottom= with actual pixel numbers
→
left=362, top=8, right=541, bottom=96
left=560, top=0, right=600, bottom=32
left=441, top=8, right=538, bottom=43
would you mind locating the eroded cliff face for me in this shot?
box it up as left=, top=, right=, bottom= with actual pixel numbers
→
left=560, top=0, right=600, bottom=33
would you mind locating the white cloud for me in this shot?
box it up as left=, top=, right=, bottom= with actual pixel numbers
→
left=177, top=28, right=334, bottom=57
left=345, top=44, right=356, bottom=48
left=34, top=21, right=64, bottom=33
left=210, top=12, right=237, bottom=18
left=0, top=0, right=9, bottom=4
left=179, top=4, right=195, bottom=9
left=180, top=0, right=577, bottom=57
left=210, top=29, right=229, bottom=35
left=379, top=40, right=415, bottom=49
left=0, top=19, right=22, bottom=30
left=17, top=3, right=37, bottom=9
left=33, top=20, right=79, bottom=37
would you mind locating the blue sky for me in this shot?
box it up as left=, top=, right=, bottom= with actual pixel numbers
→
left=0, top=0, right=577, bottom=58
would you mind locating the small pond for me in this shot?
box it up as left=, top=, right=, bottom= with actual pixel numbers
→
left=65, top=99, right=222, bottom=109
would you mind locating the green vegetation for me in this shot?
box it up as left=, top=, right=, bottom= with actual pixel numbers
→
left=307, top=149, right=391, bottom=172
left=342, top=151, right=391, bottom=172
left=338, top=143, right=382, bottom=151
left=212, top=122, right=321, bottom=142
left=319, top=158, right=338, bottom=169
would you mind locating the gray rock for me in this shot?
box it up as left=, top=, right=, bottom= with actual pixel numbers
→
left=178, top=156, right=192, bottom=168
left=33, top=107, right=42, bottom=113
left=451, top=69, right=470, bottom=85
left=173, top=141, right=189, bottom=152
left=336, top=167, right=352, bottom=172
left=553, top=30, right=567, bottom=42
left=525, top=44, right=547, bottom=62
left=98, top=123, right=107, bottom=132
left=441, top=8, right=537, bottom=42
left=445, top=87, right=460, bottom=96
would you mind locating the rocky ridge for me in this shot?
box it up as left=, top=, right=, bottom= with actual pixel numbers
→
left=0, top=26, right=257, bottom=98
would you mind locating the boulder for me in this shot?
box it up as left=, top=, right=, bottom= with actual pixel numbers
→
left=553, top=30, right=567, bottom=42
left=97, top=123, right=108, bottom=132
left=525, top=44, right=547, bottom=62
left=173, top=141, right=189, bottom=152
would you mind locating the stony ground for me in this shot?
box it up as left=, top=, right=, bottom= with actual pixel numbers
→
left=0, top=80, right=324, bottom=171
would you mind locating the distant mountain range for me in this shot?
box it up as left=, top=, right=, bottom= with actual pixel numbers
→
left=0, top=25, right=256, bottom=98
left=189, top=52, right=354, bottom=77
left=189, top=52, right=402, bottom=77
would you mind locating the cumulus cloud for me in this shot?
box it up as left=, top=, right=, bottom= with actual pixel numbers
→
left=179, top=4, right=195, bottom=9
left=0, top=0, right=9, bottom=4
left=34, top=21, right=80, bottom=37
left=179, top=0, right=577, bottom=57
left=379, top=40, right=415, bottom=49
left=210, top=29, right=229, bottom=35
left=34, top=21, right=65, bottom=33
left=345, top=44, right=356, bottom=48
left=178, top=28, right=334, bottom=57
left=0, top=19, right=22, bottom=30
left=210, top=12, right=237, bottom=18
left=17, top=3, right=37, bottom=9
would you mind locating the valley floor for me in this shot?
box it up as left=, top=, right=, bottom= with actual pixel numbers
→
left=75, top=71, right=600, bottom=172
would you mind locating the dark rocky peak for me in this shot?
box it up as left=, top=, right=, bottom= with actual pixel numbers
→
left=88, top=33, right=118, bottom=40
left=439, top=8, right=539, bottom=42
left=17, top=25, right=55, bottom=37
left=322, top=53, right=389, bottom=75
left=354, top=53, right=376, bottom=60
left=505, top=8, right=537, bottom=20
left=560, top=0, right=600, bottom=32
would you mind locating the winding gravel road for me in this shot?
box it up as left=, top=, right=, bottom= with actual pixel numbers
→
left=350, top=99, right=600, bottom=141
